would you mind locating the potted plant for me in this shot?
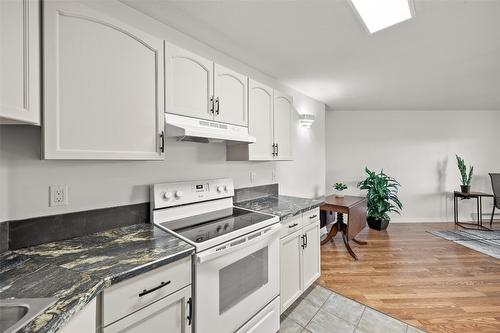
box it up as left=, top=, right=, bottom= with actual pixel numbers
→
left=333, top=182, right=348, bottom=197
left=456, top=154, right=473, bottom=193
left=358, top=167, right=402, bottom=231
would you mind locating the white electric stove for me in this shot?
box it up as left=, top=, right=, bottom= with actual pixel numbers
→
left=151, top=178, right=281, bottom=333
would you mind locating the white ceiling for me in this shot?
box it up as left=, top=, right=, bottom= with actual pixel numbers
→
left=123, top=0, right=500, bottom=111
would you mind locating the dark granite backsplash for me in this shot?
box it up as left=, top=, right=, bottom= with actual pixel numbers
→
left=0, top=222, right=8, bottom=253
left=234, top=183, right=278, bottom=203
left=6, top=202, right=149, bottom=250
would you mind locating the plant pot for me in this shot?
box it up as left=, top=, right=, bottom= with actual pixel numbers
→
left=367, top=217, right=390, bottom=231
left=460, top=185, right=471, bottom=194
left=335, top=191, right=345, bottom=198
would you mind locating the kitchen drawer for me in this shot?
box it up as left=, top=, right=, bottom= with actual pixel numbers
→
left=302, top=207, right=320, bottom=226
left=102, top=257, right=191, bottom=326
left=280, top=215, right=302, bottom=239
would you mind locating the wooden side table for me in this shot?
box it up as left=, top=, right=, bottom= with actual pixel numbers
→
left=320, top=195, right=367, bottom=260
left=454, top=191, right=494, bottom=231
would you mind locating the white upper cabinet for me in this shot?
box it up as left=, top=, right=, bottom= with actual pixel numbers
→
left=0, top=0, right=41, bottom=125
left=247, top=79, right=274, bottom=160
left=165, top=43, right=214, bottom=121
left=273, top=91, right=293, bottom=161
left=43, top=1, right=164, bottom=160
left=214, top=64, right=248, bottom=126
left=227, top=83, right=294, bottom=161
left=165, top=43, right=248, bottom=127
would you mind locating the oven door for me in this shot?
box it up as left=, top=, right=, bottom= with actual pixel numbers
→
left=195, top=223, right=280, bottom=333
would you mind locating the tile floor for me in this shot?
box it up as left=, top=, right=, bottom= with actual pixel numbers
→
left=280, top=284, right=426, bottom=333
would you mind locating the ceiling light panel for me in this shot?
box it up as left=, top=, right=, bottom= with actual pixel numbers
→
left=350, top=0, right=414, bottom=33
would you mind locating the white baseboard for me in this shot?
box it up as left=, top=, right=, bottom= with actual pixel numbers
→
left=390, top=218, right=451, bottom=223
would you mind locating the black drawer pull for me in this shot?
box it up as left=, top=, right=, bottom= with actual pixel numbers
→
left=187, top=297, right=193, bottom=325
left=288, top=223, right=298, bottom=228
left=309, top=214, right=318, bottom=219
left=139, top=280, right=171, bottom=297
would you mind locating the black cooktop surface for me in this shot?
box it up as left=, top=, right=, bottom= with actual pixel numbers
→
left=174, top=207, right=273, bottom=243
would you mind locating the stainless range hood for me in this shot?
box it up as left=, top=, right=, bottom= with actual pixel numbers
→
left=165, top=113, right=256, bottom=144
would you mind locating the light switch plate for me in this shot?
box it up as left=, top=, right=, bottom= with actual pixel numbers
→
left=50, top=185, right=68, bottom=206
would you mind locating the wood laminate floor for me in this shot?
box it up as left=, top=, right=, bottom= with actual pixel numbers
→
left=318, top=223, right=500, bottom=333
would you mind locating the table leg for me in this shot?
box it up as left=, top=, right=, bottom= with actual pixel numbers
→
left=342, top=232, right=358, bottom=260
left=454, top=195, right=457, bottom=226
left=477, top=196, right=481, bottom=227
left=352, top=238, right=367, bottom=245
left=480, top=196, right=483, bottom=226
left=320, top=219, right=339, bottom=245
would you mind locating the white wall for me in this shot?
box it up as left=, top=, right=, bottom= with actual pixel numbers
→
left=325, top=110, right=500, bottom=222
left=0, top=0, right=325, bottom=222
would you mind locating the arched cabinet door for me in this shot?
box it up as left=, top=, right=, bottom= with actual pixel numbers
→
left=43, top=1, right=164, bottom=160
left=214, top=64, right=248, bottom=127
left=273, top=91, right=293, bottom=161
left=0, top=0, right=40, bottom=125
left=248, top=79, right=274, bottom=160
left=165, top=42, right=214, bottom=121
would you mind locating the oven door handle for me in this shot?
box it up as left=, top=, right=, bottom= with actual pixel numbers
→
left=196, top=223, right=281, bottom=264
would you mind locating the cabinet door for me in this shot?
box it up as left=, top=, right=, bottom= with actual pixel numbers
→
left=273, top=91, right=293, bottom=160
left=280, top=230, right=303, bottom=314
left=0, top=0, right=40, bottom=125
left=59, top=298, right=96, bottom=333
left=103, top=286, right=192, bottom=333
left=43, top=1, right=164, bottom=160
left=214, top=64, right=247, bottom=127
left=248, top=79, right=274, bottom=160
left=302, top=221, right=321, bottom=290
left=165, top=42, right=214, bottom=121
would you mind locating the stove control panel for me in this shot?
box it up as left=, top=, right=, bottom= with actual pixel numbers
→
left=151, top=178, right=234, bottom=209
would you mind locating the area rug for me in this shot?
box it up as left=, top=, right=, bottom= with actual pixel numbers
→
left=429, top=229, right=500, bottom=259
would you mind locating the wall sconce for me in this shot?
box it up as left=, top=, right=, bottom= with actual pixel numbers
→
left=298, top=114, right=315, bottom=128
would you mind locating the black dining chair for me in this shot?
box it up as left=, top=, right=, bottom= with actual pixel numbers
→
left=490, top=173, right=500, bottom=225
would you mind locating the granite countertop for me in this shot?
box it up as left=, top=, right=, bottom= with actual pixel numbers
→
left=1, top=224, right=194, bottom=333
left=235, top=195, right=324, bottom=220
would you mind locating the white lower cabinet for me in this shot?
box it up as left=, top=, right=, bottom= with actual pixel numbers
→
left=101, top=257, right=192, bottom=333
left=301, top=221, right=321, bottom=289
left=103, top=286, right=192, bottom=333
left=280, top=209, right=321, bottom=314
left=58, top=298, right=96, bottom=333
left=280, top=230, right=303, bottom=312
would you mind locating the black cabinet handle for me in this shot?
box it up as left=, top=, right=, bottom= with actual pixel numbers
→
left=301, top=235, right=306, bottom=249
left=309, top=214, right=317, bottom=219
left=187, top=297, right=193, bottom=325
left=288, top=223, right=298, bottom=228
left=160, top=131, right=165, bottom=153
left=210, top=96, right=214, bottom=114
left=276, top=143, right=279, bottom=156
left=305, top=234, right=308, bottom=248
left=215, top=97, right=220, bottom=115
left=138, top=280, right=171, bottom=297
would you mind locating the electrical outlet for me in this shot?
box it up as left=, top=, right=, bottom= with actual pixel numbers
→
left=250, top=172, right=256, bottom=184
left=50, top=185, right=68, bottom=207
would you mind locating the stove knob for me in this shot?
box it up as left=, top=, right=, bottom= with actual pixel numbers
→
left=223, top=185, right=228, bottom=192
left=217, top=185, right=224, bottom=193
left=162, top=192, right=173, bottom=200
left=175, top=191, right=183, bottom=199
left=223, top=223, right=230, bottom=231
left=216, top=225, right=222, bottom=233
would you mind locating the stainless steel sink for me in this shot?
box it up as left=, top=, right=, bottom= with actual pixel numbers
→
left=0, top=298, right=56, bottom=333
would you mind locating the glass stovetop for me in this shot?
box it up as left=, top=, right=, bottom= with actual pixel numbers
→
left=172, top=207, right=273, bottom=243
